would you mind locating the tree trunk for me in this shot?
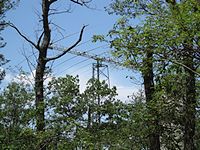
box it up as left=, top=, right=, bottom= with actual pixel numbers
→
left=143, top=49, right=160, bottom=150
left=35, top=0, right=50, bottom=131
left=35, top=55, right=46, bottom=132
left=87, top=106, right=91, bottom=128
left=183, top=55, right=196, bottom=150
left=35, top=53, right=47, bottom=150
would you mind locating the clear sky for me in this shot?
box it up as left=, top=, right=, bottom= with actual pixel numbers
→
left=1, top=0, right=142, bottom=101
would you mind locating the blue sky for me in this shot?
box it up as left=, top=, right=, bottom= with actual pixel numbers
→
left=1, top=0, right=142, bottom=101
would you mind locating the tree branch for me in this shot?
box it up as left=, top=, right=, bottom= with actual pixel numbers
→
left=46, top=25, right=87, bottom=62
left=8, top=23, right=39, bottom=50
left=171, top=60, right=200, bottom=76
left=49, top=0, right=58, bottom=4
left=23, top=52, right=36, bottom=71
left=70, top=0, right=92, bottom=6
left=49, top=10, right=71, bottom=16
left=37, top=31, right=44, bottom=48
left=158, top=58, right=200, bottom=76
left=70, top=0, right=84, bottom=5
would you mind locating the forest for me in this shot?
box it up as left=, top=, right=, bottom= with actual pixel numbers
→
left=0, top=0, right=200, bottom=150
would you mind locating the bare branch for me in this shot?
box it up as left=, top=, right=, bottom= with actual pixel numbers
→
left=7, top=23, right=39, bottom=50
left=70, top=0, right=92, bottom=6
left=70, top=0, right=84, bottom=5
left=37, top=31, right=44, bottom=48
left=49, top=0, right=58, bottom=4
left=22, top=50, right=36, bottom=80
left=49, top=8, right=72, bottom=15
left=31, top=46, right=39, bottom=63
left=50, top=22, right=66, bottom=33
left=46, top=25, right=87, bottom=61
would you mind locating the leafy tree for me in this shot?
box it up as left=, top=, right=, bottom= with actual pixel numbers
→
left=0, top=82, right=35, bottom=149
left=93, top=0, right=200, bottom=149
left=78, top=79, right=118, bottom=149
left=45, top=75, right=86, bottom=149
left=0, top=0, right=19, bottom=83
left=95, top=12, right=162, bottom=150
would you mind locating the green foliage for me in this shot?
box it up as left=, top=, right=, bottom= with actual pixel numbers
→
left=47, top=75, right=85, bottom=122
left=0, top=82, right=35, bottom=149
left=45, top=75, right=85, bottom=147
left=92, top=35, right=106, bottom=42
left=104, top=0, right=200, bottom=73
left=0, top=54, right=9, bottom=82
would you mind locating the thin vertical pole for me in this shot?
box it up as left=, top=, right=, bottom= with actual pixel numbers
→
left=96, top=59, right=101, bottom=124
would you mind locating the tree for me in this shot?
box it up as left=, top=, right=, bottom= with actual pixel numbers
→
left=7, top=1, right=92, bottom=149
left=46, top=75, right=86, bottom=149
left=97, top=16, right=162, bottom=150
left=94, top=0, right=200, bottom=149
left=0, top=0, right=19, bottom=83
left=33, top=0, right=87, bottom=136
left=153, top=1, right=200, bottom=149
left=0, top=82, right=35, bottom=149
left=76, top=78, right=120, bottom=149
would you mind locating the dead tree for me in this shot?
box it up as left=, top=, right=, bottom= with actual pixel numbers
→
left=34, top=0, right=87, bottom=133
left=8, top=0, right=91, bottom=149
